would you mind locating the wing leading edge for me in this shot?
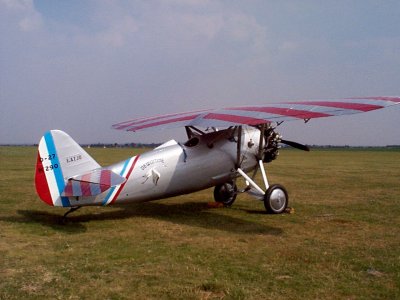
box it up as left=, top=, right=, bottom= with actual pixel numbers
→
left=112, top=97, right=400, bottom=132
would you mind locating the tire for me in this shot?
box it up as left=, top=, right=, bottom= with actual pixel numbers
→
left=214, top=182, right=237, bottom=207
left=263, top=184, right=288, bottom=214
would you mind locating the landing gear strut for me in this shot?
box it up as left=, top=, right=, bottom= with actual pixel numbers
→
left=236, top=163, right=289, bottom=214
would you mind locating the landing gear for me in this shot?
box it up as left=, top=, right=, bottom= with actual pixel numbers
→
left=263, top=184, right=288, bottom=214
left=221, top=125, right=293, bottom=214
left=62, top=206, right=81, bottom=223
left=214, top=182, right=237, bottom=207
left=237, top=164, right=289, bottom=214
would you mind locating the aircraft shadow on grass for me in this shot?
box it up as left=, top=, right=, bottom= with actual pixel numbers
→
left=14, top=201, right=283, bottom=235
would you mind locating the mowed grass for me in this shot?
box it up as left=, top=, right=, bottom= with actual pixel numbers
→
left=0, top=146, right=399, bottom=299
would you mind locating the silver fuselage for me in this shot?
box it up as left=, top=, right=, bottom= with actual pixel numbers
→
left=69, top=126, right=262, bottom=207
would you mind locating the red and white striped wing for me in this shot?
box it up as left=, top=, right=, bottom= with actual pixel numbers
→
left=112, top=97, right=400, bottom=132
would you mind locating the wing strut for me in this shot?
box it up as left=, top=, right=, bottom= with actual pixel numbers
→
left=236, top=126, right=242, bottom=169
left=257, top=124, right=265, bottom=160
left=185, top=126, right=204, bottom=138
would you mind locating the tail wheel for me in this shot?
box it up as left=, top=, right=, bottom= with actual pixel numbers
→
left=214, top=182, right=237, bottom=207
left=264, top=184, right=288, bottom=214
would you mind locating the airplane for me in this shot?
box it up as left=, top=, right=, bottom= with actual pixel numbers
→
left=35, top=96, right=399, bottom=220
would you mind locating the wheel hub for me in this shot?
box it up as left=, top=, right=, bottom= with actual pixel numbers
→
left=269, top=188, right=286, bottom=211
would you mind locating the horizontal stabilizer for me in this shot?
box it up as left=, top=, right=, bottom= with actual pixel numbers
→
left=62, top=169, right=126, bottom=197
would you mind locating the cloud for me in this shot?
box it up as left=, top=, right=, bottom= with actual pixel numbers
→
left=1, top=0, right=42, bottom=31
left=1, top=1, right=399, bottom=145
left=1, top=0, right=32, bottom=10
left=95, top=15, right=139, bottom=48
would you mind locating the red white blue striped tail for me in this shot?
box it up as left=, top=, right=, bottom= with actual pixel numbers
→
left=35, top=130, right=102, bottom=207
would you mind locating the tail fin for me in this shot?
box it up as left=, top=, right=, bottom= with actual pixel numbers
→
left=35, top=130, right=102, bottom=207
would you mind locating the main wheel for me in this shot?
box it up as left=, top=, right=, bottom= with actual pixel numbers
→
left=214, top=182, right=237, bottom=207
left=263, top=184, right=288, bottom=214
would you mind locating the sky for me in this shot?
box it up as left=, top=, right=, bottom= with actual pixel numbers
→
left=1, top=0, right=399, bottom=146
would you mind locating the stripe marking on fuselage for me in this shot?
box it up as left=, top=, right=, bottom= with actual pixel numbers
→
left=102, top=155, right=140, bottom=206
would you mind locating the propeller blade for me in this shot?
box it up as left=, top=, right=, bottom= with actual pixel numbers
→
left=281, top=139, right=310, bottom=151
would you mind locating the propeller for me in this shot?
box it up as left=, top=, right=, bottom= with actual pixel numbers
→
left=262, top=126, right=310, bottom=163
left=281, top=139, right=310, bottom=151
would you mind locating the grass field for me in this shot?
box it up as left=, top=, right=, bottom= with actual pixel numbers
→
left=0, top=146, right=399, bottom=299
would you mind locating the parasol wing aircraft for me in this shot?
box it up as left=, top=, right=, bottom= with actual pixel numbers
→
left=35, top=97, right=400, bottom=219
